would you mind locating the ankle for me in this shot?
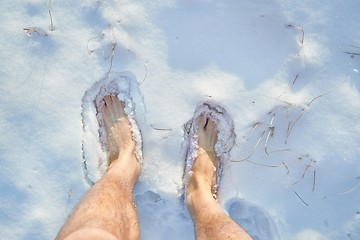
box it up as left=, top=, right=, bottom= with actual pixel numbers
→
left=186, top=173, right=215, bottom=205
left=186, top=152, right=216, bottom=192
left=186, top=185, right=218, bottom=216
left=107, top=153, right=141, bottom=185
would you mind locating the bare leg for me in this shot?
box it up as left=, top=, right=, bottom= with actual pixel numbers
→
left=186, top=117, right=253, bottom=240
left=56, top=95, right=141, bottom=240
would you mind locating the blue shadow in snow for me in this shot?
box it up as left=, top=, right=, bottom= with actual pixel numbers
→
left=155, top=0, right=297, bottom=88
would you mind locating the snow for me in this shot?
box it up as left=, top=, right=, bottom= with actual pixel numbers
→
left=0, top=0, right=359, bottom=239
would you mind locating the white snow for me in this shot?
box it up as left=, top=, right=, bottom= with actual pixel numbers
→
left=1, top=0, right=359, bottom=239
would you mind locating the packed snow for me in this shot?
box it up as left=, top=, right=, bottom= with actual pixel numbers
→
left=0, top=0, right=359, bottom=239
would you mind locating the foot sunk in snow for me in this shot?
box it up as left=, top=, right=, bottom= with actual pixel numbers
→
left=182, top=101, right=236, bottom=199
left=81, top=72, right=144, bottom=185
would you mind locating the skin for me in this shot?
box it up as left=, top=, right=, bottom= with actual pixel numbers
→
left=56, top=96, right=252, bottom=240
left=56, top=96, right=141, bottom=240
left=186, top=116, right=253, bottom=240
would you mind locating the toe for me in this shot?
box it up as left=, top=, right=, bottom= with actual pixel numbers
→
left=197, top=114, right=218, bottom=151
left=206, top=119, right=218, bottom=144
left=102, top=96, right=114, bottom=126
left=109, top=95, right=120, bottom=119
left=116, top=98, right=127, bottom=117
left=104, top=95, right=112, bottom=107
left=197, top=114, right=206, bottom=129
left=204, top=118, right=215, bottom=131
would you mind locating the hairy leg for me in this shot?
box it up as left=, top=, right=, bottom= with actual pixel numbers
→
left=56, top=96, right=141, bottom=240
left=186, top=117, right=252, bottom=240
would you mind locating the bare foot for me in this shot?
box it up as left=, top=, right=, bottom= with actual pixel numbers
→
left=96, top=95, right=141, bottom=184
left=186, top=115, right=219, bottom=205
left=198, top=115, right=218, bottom=168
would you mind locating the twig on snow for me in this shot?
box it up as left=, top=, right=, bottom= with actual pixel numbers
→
left=345, top=45, right=360, bottom=57
left=23, top=27, right=48, bottom=36
left=106, top=30, right=118, bottom=77
left=294, top=191, right=309, bottom=207
left=264, top=114, right=275, bottom=156
left=307, top=92, right=329, bottom=107
left=339, top=179, right=360, bottom=195
left=292, top=164, right=310, bottom=186
left=87, top=33, right=105, bottom=54
left=151, top=124, right=172, bottom=131
left=344, top=52, right=360, bottom=57
left=293, top=74, right=299, bottom=85
left=232, top=130, right=266, bottom=162
left=285, top=109, right=305, bottom=144
left=288, top=24, right=305, bottom=45
left=245, top=160, right=289, bottom=170
left=140, top=63, right=148, bottom=85
left=312, top=170, right=316, bottom=192
left=49, top=0, right=54, bottom=31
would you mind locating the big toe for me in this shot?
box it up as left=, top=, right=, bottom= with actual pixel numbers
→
left=198, top=115, right=218, bottom=150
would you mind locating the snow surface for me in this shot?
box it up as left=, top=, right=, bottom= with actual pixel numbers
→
left=1, top=0, right=360, bottom=239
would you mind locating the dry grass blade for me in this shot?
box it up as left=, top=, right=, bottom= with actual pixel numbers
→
left=246, top=160, right=289, bottom=170
left=106, top=29, right=119, bottom=77
left=312, top=170, right=316, bottom=192
left=307, top=93, right=328, bottom=107
left=294, top=191, right=309, bottom=207
left=264, top=114, right=275, bottom=156
left=283, top=162, right=290, bottom=174
left=345, top=46, right=360, bottom=58
left=23, top=28, right=48, bottom=36
left=87, top=33, right=105, bottom=54
left=269, top=96, right=294, bottom=106
left=285, top=109, right=305, bottom=144
left=151, top=124, right=172, bottom=131
left=339, top=180, right=360, bottom=195
left=232, top=130, right=266, bottom=162
left=285, top=108, right=305, bottom=144
left=264, top=127, right=274, bottom=156
left=285, top=87, right=335, bottom=144
left=140, top=64, right=148, bottom=85
left=250, top=122, right=261, bottom=135
left=266, top=148, right=291, bottom=155
left=293, top=74, right=299, bottom=84
left=344, top=52, right=360, bottom=56
left=288, top=24, right=305, bottom=45
left=292, top=164, right=310, bottom=186
left=49, top=0, right=54, bottom=31
left=105, top=41, right=116, bottom=77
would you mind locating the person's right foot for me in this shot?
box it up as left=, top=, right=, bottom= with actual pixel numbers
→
left=186, top=115, right=219, bottom=205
